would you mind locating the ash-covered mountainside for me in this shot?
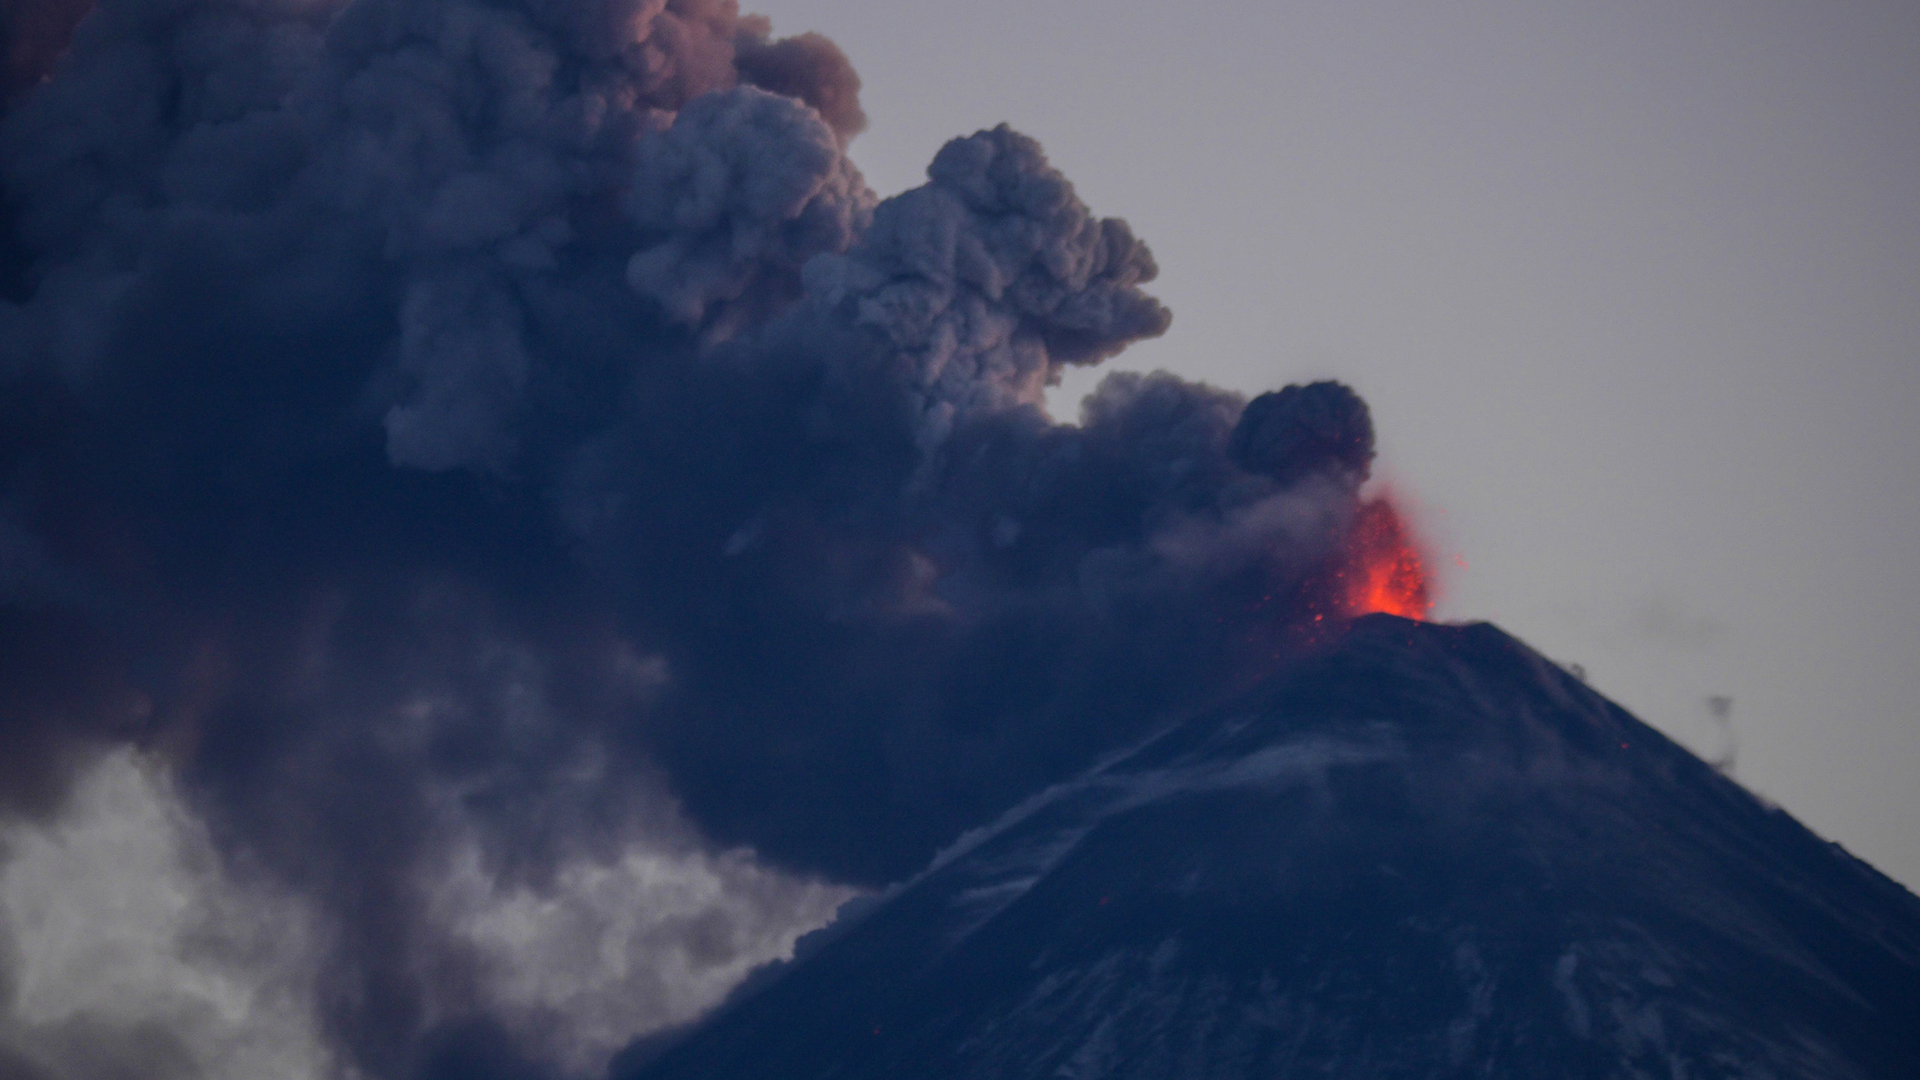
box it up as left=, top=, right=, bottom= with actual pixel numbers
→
left=623, top=615, right=1920, bottom=1080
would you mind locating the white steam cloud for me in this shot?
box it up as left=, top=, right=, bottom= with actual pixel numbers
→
left=0, top=749, right=853, bottom=1080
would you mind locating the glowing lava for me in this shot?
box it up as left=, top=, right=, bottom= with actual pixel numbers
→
left=1336, top=492, right=1434, bottom=619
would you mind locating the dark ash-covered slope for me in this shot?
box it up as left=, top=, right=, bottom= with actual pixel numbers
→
left=623, top=615, right=1920, bottom=1080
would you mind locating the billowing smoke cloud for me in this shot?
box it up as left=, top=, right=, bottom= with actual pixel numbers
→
left=0, top=0, right=89, bottom=101
left=0, top=0, right=1386, bottom=1075
left=0, top=748, right=339, bottom=1079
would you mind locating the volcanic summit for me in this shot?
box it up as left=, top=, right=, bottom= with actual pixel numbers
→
left=623, top=615, right=1920, bottom=1080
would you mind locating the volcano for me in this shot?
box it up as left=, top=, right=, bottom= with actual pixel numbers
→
left=620, top=616, right=1920, bottom=1080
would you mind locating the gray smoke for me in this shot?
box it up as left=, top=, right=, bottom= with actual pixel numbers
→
left=0, top=0, right=1387, bottom=1075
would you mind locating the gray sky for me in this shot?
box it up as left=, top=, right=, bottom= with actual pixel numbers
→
left=750, top=0, right=1920, bottom=889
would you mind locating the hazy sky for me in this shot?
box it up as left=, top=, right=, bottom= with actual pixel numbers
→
left=746, top=0, right=1920, bottom=888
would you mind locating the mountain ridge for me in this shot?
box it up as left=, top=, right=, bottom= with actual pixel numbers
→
left=620, top=616, right=1920, bottom=1080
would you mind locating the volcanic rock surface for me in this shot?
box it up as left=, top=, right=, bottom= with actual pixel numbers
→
left=622, top=615, right=1920, bottom=1080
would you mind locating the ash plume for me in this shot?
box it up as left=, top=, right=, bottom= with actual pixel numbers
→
left=0, top=0, right=90, bottom=102
left=0, top=0, right=1390, bottom=1075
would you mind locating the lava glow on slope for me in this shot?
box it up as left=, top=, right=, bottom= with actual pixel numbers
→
left=1335, top=492, right=1434, bottom=620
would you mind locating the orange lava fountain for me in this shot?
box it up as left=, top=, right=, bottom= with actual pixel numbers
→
left=1335, top=492, right=1434, bottom=619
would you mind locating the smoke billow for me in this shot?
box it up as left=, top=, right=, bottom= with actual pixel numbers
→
left=0, top=0, right=87, bottom=101
left=0, top=0, right=1389, bottom=1075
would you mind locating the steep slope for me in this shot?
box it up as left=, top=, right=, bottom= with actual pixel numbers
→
left=622, top=616, right=1920, bottom=1080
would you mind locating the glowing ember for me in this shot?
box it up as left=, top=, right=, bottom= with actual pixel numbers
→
left=1335, top=492, right=1434, bottom=619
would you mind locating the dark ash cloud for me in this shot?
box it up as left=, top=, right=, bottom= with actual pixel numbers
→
left=0, top=0, right=91, bottom=102
left=0, top=0, right=1393, bottom=1074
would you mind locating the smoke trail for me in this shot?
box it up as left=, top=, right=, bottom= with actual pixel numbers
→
left=0, top=0, right=1385, bottom=1074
